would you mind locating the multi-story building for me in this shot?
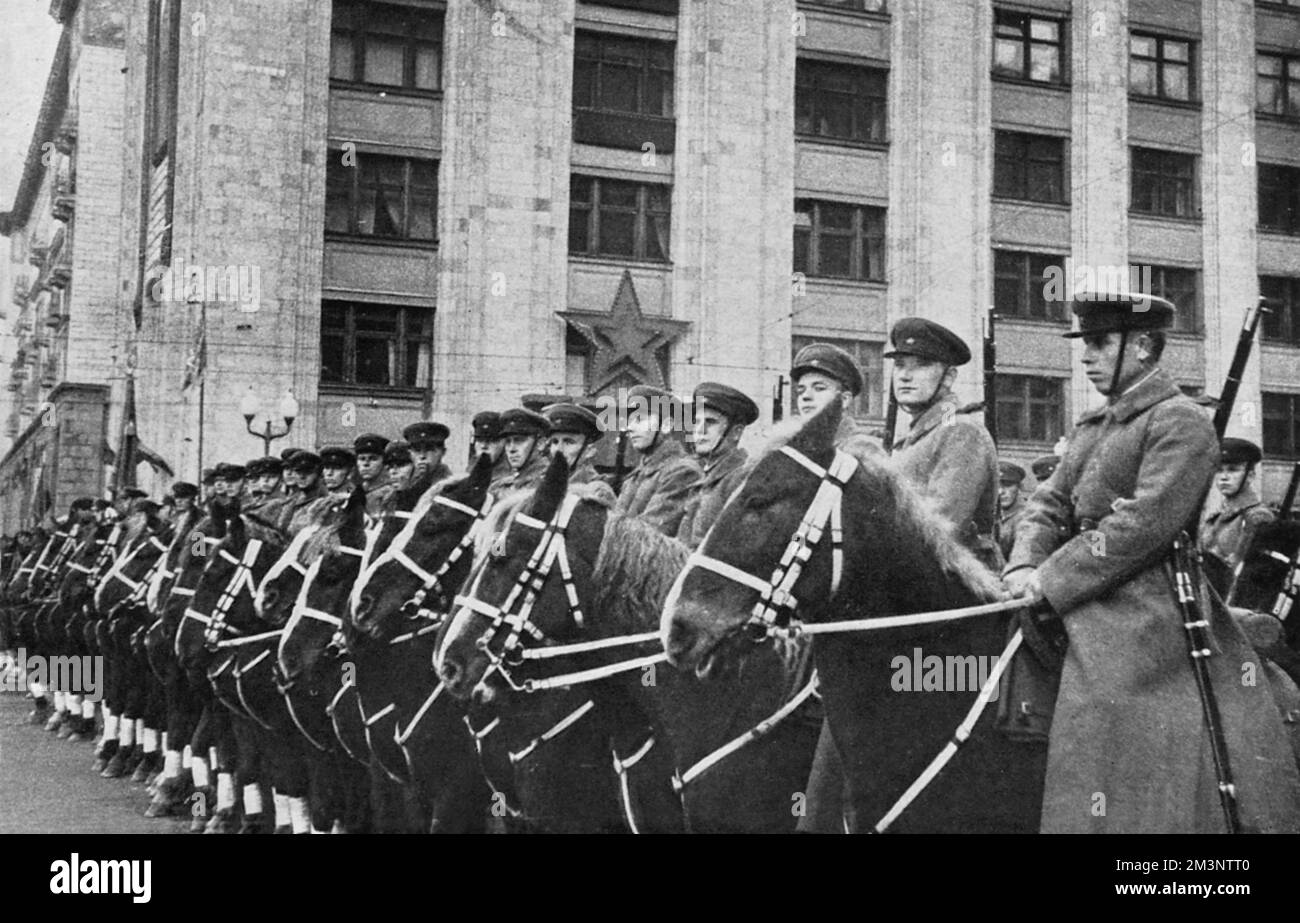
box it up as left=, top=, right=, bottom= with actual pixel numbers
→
left=0, top=1, right=127, bottom=527
left=7, top=0, right=1300, bottom=518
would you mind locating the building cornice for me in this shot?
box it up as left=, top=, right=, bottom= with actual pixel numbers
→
left=0, top=26, right=71, bottom=236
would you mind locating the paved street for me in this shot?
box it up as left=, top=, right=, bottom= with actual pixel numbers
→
left=0, top=693, right=188, bottom=834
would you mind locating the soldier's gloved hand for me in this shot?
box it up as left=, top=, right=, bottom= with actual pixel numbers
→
left=1003, top=566, right=1043, bottom=603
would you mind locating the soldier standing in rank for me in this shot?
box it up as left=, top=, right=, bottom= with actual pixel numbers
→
left=886, top=317, right=1002, bottom=570
left=1199, top=437, right=1275, bottom=595
left=543, top=403, right=615, bottom=504
left=614, top=385, right=700, bottom=536
left=403, top=422, right=452, bottom=484
left=493, top=408, right=550, bottom=497
left=997, top=461, right=1028, bottom=561
left=676, top=382, right=759, bottom=550
left=1004, top=291, right=1300, bottom=833
left=469, top=411, right=506, bottom=476
left=319, top=447, right=356, bottom=500
left=385, top=441, right=414, bottom=490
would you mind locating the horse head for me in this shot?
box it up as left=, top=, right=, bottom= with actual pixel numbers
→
left=661, top=400, right=850, bottom=675
left=437, top=453, right=606, bottom=704
left=350, top=453, right=494, bottom=642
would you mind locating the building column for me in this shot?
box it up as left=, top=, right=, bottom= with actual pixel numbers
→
left=1070, top=0, right=1130, bottom=416
left=672, top=0, right=795, bottom=425
left=888, top=0, right=993, bottom=409
left=1200, top=0, right=1260, bottom=446
left=435, top=0, right=577, bottom=460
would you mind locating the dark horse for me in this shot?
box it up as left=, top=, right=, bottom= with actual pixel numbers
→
left=438, top=454, right=821, bottom=833
left=662, top=401, right=1046, bottom=833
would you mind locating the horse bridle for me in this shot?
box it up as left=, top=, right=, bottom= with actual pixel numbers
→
left=373, top=492, right=493, bottom=623
left=682, top=446, right=856, bottom=640
left=182, top=538, right=265, bottom=651
left=453, top=493, right=587, bottom=689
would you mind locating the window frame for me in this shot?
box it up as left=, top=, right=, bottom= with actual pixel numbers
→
left=993, top=249, right=1068, bottom=322
left=568, top=174, right=672, bottom=263
left=1130, top=146, right=1198, bottom=218
left=995, top=373, right=1066, bottom=444
left=1131, top=263, right=1202, bottom=334
left=572, top=31, right=675, bottom=119
left=1261, top=275, right=1300, bottom=347
left=1128, top=31, right=1196, bottom=103
left=330, top=0, right=445, bottom=95
left=325, top=150, right=439, bottom=245
left=993, top=131, right=1068, bottom=205
left=793, top=199, right=886, bottom=283
left=1263, top=391, right=1300, bottom=459
left=1259, top=162, right=1300, bottom=235
left=1256, top=50, right=1300, bottom=120
left=319, top=301, right=432, bottom=391
left=795, top=58, right=889, bottom=146
left=992, top=8, right=1067, bottom=85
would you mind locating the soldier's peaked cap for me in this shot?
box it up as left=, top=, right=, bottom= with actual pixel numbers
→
left=384, top=441, right=413, bottom=466
left=121, top=487, right=149, bottom=500
left=171, top=482, right=200, bottom=499
left=544, top=403, right=603, bottom=440
left=1219, top=437, right=1262, bottom=466
left=622, top=384, right=682, bottom=415
left=201, top=467, right=218, bottom=486
left=1030, top=454, right=1060, bottom=480
left=214, top=463, right=247, bottom=480
left=998, top=461, right=1026, bottom=485
left=246, top=456, right=283, bottom=477
left=1062, top=291, right=1175, bottom=338
left=402, top=421, right=449, bottom=448
left=471, top=412, right=503, bottom=441
left=319, top=446, right=356, bottom=468
left=521, top=393, right=574, bottom=414
left=884, top=318, right=972, bottom=366
left=286, top=451, right=322, bottom=472
left=499, top=408, right=549, bottom=438
left=353, top=433, right=390, bottom=456
left=791, top=343, right=864, bottom=395
left=694, top=382, right=760, bottom=426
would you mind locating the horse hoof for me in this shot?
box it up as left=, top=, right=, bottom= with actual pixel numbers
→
left=101, top=746, right=134, bottom=778
left=204, top=808, right=239, bottom=834
left=273, top=825, right=293, bottom=835
left=91, top=740, right=118, bottom=772
left=238, top=813, right=271, bottom=834
left=44, top=712, right=65, bottom=733
left=23, top=702, right=52, bottom=726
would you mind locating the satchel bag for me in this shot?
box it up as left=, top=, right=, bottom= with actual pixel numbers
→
left=994, top=604, right=1066, bottom=744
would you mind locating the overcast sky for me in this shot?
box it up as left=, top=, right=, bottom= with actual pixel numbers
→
left=0, top=2, right=65, bottom=208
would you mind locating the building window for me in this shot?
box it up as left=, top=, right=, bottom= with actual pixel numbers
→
left=320, top=302, right=431, bottom=389
left=330, top=1, right=443, bottom=92
left=569, top=175, right=671, bottom=262
left=1261, top=275, right=1300, bottom=347
left=583, top=0, right=681, bottom=14
left=325, top=152, right=437, bottom=242
left=791, top=335, right=883, bottom=418
left=1263, top=392, right=1300, bottom=459
left=1257, top=52, right=1300, bottom=119
left=799, top=0, right=886, bottom=11
left=993, top=9, right=1064, bottom=84
left=793, top=199, right=886, bottom=282
left=1131, top=264, right=1201, bottom=333
left=993, top=131, right=1066, bottom=204
left=1129, top=33, right=1193, bottom=102
left=1260, top=163, right=1300, bottom=234
left=145, top=0, right=181, bottom=161
left=996, top=375, right=1065, bottom=443
left=574, top=32, right=674, bottom=118
left=1131, top=147, right=1196, bottom=218
left=993, top=250, right=1067, bottom=321
left=795, top=60, right=888, bottom=145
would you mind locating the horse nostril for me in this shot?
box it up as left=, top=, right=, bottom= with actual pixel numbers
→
left=262, top=588, right=279, bottom=612
left=440, top=656, right=461, bottom=688
left=355, top=594, right=374, bottom=622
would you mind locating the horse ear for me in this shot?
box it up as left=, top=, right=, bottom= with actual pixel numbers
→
left=347, top=484, right=366, bottom=512
left=790, top=398, right=842, bottom=457
left=528, top=453, right=570, bottom=520
left=468, top=451, right=494, bottom=487
left=343, top=486, right=367, bottom=533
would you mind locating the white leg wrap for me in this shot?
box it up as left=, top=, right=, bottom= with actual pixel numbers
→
left=119, top=720, right=135, bottom=747
left=142, top=728, right=159, bottom=754
left=29, top=680, right=45, bottom=698
left=289, top=797, right=311, bottom=834
left=243, top=784, right=264, bottom=816
left=191, top=757, right=210, bottom=789
left=182, top=745, right=193, bottom=770
left=216, top=773, right=235, bottom=809
left=81, top=699, right=95, bottom=719
left=53, top=691, right=66, bottom=711
left=163, top=750, right=182, bottom=778
left=273, top=792, right=291, bottom=828
left=102, top=714, right=120, bottom=743
left=331, top=820, right=344, bottom=834
left=134, top=718, right=145, bottom=741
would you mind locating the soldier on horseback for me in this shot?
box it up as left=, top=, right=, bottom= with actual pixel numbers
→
left=997, top=461, right=1028, bottom=561
left=613, top=384, right=700, bottom=536
left=493, top=408, right=551, bottom=497
left=1199, top=437, right=1274, bottom=595
left=676, top=382, right=759, bottom=551
left=543, top=402, right=615, bottom=504
left=403, top=421, right=452, bottom=483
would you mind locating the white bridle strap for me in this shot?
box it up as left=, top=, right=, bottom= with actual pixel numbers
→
left=683, top=554, right=773, bottom=595
left=522, top=651, right=667, bottom=692
left=508, top=699, right=595, bottom=764
left=520, top=629, right=660, bottom=661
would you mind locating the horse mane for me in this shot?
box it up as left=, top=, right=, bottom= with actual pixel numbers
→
left=117, top=510, right=152, bottom=549
left=758, top=412, right=1003, bottom=601
left=590, top=513, right=688, bottom=635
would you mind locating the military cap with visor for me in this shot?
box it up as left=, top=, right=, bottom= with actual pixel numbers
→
left=171, top=482, right=200, bottom=499
left=319, top=446, right=357, bottom=469
left=1219, top=437, right=1262, bottom=467
left=384, top=441, right=413, bottom=466
left=214, top=463, right=247, bottom=481
left=544, top=403, right=603, bottom=441
left=998, top=461, right=1026, bottom=485
left=286, top=451, right=322, bottom=473
left=693, top=382, right=760, bottom=426
left=521, top=393, right=574, bottom=414
left=1030, top=454, right=1060, bottom=481
left=884, top=318, right=972, bottom=366
left=353, top=433, right=390, bottom=457
left=402, top=421, right=450, bottom=450
left=791, top=343, right=864, bottom=395
left=1062, top=291, right=1175, bottom=338
left=471, top=411, right=503, bottom=441
left=498, top=408, right=550, bottom=438
left=246, top=456, right=284, bottom=478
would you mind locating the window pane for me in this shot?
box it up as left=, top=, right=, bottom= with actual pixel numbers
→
left=1029, top=45, right=1059, bottom=83
left=414, top=46, right=440, bottom=90
left=1163, top=40, right=1189, bottom=63
left=600, top=180, right=638, bottom=209
left=1030, top=20, right=1058, bottom=42
left=330, top=35, right=355, bottom=81
left=1258, top=76, right=1281, bottom=113
left=599, top=211, right=636, bottom=257
left=364, top=38, right=405, bottom=86
left=993, top=39, right=1024, bottom=76
left=819, top=234, right=852, bottom=277
left=1258, top=55, right=1283, bottom=77
left=1163, top=63, right=1189, bottom=101
left=600, top=64, right=640, bottom=113
left=820, top=204, right=854, bottom=230
left=1130, top=59, right=1156, bottom=96
left=355, top=337, right=395, bottom=385
left=355, top=307, right=398, bottom=333
left=569, top=203, right=591, bottom=253
left=1130, top=35, right=1155, bottom=57
left=793, top=228, right=810, bottom=275
left=408, top=187, right=435, bottom=240
left=325, top=160, right=352, bottom=233
left=321, top=332, right=346, bottom=383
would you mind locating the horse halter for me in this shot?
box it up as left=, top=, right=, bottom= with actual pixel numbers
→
left=453, top=493, right=587, bottom=689
left=383, top=492, right=493, bottom=622
left=184, top=538, right=264, bottom=651
left=683, top=446, right=856, bottom=640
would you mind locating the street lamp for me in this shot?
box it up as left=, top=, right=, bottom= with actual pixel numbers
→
left=240, top=386, right=299, bottom=456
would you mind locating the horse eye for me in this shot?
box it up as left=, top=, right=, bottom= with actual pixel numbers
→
left=743, top=493, right=775, bottom=512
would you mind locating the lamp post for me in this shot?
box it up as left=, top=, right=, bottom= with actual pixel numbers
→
left=240, top=386, right=299, bottom=456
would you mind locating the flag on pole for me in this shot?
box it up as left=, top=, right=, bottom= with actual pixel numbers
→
left=182, top=321, right=207, bottom=390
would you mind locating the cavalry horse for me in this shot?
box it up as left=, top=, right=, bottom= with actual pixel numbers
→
left=438, top=454, right=821, bottom=833
left=661, top=401, right=1047, bottom=833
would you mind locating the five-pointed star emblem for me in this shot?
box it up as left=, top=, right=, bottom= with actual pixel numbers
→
left=559, top=270, right=690, bottom=394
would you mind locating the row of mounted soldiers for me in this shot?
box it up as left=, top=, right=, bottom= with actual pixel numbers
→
left=0, top=293, right=1298, bottom=833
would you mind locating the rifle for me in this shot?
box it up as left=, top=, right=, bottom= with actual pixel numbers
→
left=883, top=382, right=899, bottom=455
left=1212, top=298, right=1268, bottom=435
left=611, top=430, right=630, bottom=495
left=773, top=375, right=785, bottom=424
left=1281, top=462, right=1300, bottom=520
left=984, top=305, right=998, bottom=444
left=1169, top=298, right=1268, bottom=834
